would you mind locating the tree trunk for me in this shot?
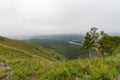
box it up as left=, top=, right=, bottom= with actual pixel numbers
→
left=89, top=49, right=92, bottom=58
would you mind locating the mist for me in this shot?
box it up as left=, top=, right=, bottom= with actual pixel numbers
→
left=0, top=0, right=120, bottom=38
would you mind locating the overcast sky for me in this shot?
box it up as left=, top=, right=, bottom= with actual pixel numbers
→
left=0, top=0, right=120, bottom=37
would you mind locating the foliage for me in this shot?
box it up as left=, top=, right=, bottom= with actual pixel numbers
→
left=80, top=27, right=99, bottom=58
left=80, top=27, right=119, bottom=58
left=0, top=35, right=120, bottom=80
left=98, top=36, right=120, bottom=55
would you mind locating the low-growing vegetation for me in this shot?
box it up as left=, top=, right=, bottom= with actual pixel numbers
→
left=0, top=28, right=120, bottom=80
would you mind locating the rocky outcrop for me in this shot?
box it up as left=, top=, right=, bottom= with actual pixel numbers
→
left=0, top=63, right=12, bottom=80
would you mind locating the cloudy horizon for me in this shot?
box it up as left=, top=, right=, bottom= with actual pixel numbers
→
left=0, top=0, right=120, bottom=37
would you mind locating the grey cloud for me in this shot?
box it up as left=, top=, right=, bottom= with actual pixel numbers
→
left=0, top=0, right=120, bottom=37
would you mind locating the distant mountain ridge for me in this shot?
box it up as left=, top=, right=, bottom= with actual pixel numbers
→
left=11, top=34, right=84, bottom=40
left=32, top=34, right=84, bottom=40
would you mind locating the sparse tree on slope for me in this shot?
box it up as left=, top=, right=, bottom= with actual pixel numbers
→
left=80, top=27, right=99, bottom=58
left=79, top=27, right=110, bottom=58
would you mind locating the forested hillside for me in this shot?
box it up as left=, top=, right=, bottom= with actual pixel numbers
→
left=29, top=39, right=81, bottom=59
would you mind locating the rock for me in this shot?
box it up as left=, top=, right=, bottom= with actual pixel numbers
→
left=117, top=74, right=120, bottom=80
left=75, top=77, right=81, bottom=80
left=0, top=62, right=12, bottom=80
left=26, top=75, right=36, bottom=80
left=0, top=63, right=5, bottom=67
left=0, top=63, right=11, bottom=73
left=3, top=66, right=11, bottom=73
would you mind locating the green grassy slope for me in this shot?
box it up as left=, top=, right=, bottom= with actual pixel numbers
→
left=33, top=45, right=120, bottom=80
left=0, top=36, right=66, bottom=61
left=0, top=44, right=120, bottom=80
left=0, top=43, right=54, bottom=80
left=0, top=36, right=66, bottom=79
